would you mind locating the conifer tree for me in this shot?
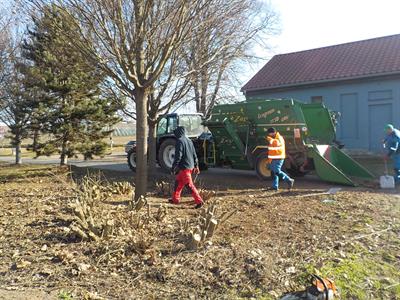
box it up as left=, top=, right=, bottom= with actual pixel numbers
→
left=0, top=69, right=34, bottom=165
left=21, top=6, right=120, bottom=165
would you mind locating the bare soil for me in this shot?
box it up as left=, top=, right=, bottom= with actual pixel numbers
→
left=0, top=163, right=399, bottom=299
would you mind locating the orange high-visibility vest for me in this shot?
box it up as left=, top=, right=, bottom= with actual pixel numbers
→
left=266, top=132, right=286, bottom=159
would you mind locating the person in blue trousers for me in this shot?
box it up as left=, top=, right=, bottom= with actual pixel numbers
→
left=266, top=127, right=295, bottom=191
left=383, top=124, right=400, bottom=183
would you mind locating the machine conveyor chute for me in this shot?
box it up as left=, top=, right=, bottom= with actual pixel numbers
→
left=308, top=145, right=375, bottom=186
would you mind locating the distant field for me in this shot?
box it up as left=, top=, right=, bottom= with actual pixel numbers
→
left=0, top=135, right=134, bottom=149
left=0, top=138, right=34, bottom=147
left=111, top=135, right=134, bottom=146
left=0, top=147, right=36, bottom=157
left=0, top=135, right=130, bottom=158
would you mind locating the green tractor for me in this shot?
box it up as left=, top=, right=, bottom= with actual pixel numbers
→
left=126, top=99, right=374, bottom=186
left=125, top=113, right=210, bottom=172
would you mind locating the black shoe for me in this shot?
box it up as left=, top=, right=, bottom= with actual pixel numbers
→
left=287, top=179, right=295, bottom=191
left=194, top=202, right=204, bottom=209
left=168, top=198, right=179, bottom=205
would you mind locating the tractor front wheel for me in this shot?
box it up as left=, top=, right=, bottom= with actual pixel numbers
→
left=127, top=149, right=137, bottom=172
left=158, top=139, right=176, bottom=172
left=255, top=153, right=272, bottom=180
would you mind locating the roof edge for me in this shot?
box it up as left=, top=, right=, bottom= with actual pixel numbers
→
left=241, top=71, right=400, bottom=93
left=274, top=33, right=400, bottom=57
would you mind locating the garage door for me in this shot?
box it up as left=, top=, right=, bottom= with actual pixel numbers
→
left=368, top=104, right=393, bottom=151
left=340, top=93, right=359, bottom=139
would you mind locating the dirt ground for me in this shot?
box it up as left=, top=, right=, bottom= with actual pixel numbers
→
left=0, top=163, right=399, bottom=299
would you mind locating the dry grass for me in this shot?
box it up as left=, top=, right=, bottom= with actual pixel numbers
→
left=0, top=163, right=399, bottom=299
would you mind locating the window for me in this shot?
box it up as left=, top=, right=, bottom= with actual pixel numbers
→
left=167, top=116, right=178, bottom=133
left=157, top=117, right=167, bottom=135
left=311, top=96, right=323, bottom=103
left=179, top=115, right=204, bottom=137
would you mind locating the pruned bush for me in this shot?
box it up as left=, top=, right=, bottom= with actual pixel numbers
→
left=199, top=189, right=216, bottom=202
left=185, top=199, right=237, bottom=250
left=110, top=181, right=134, bottom=196
left=69, top=175, right=115, bottom=241
left=155, top=180, right=173, bottom=197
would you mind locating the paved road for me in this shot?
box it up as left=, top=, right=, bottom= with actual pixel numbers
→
left=0, top=153, right=338, bottom=191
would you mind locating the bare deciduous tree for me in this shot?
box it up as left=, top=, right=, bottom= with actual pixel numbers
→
left=185, top=0, right=279, bottom=117
left=28, top=0, right=210, bottom=200
left=146, top=53, right=192, bottom=174
left=0, top=5, right=12, bottom=85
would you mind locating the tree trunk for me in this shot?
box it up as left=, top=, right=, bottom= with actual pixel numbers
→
left=134, top=88, right=149, bottom=201
left=60, top=137, right=68, bottom=165
left=60, top=153, right=68, bottom=165
left=15, top=140, right=22, bottom=165
left=32, top=129, right=39, bottom=158
left=148, top=119, right=157, bottom=176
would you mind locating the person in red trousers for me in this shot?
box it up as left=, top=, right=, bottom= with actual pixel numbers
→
left=169, top=126, right=203, bottom=208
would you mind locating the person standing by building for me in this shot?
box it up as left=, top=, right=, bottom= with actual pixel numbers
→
left=266, top=127, right=295, bottom=191
left=383, top=124, right=400, bottom=183
left=169, top=126, right=203, bottom=208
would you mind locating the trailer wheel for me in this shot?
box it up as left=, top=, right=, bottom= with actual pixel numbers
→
left=255, top=153, right=272, bottom=180
left=127, top=149, right=137, bottom=172
left=158, top=139, right=176, bottom=172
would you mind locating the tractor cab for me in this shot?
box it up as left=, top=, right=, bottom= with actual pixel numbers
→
left=126, top=112, right=206, bottom=172
left=155, top=113, right=206, bottom=171
left=156, top=113, right=204, bottom=138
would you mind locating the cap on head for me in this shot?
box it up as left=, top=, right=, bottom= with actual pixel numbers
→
left=267, top=127, right=276, bottom=134
left=384, top=124, right=394, bottom=131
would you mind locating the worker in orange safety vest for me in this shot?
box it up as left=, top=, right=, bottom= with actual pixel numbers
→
left=266, top=127, right=294, bottom=191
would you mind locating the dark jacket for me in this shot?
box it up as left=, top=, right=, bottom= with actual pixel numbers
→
left=172, top=126, right=198, bottom=172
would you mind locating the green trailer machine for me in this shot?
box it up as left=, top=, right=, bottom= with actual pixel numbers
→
left=203, top=98, right=374, bottom=186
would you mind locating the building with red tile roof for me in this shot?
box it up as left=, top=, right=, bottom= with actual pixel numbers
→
left=242, top=34, right=400, bottom=151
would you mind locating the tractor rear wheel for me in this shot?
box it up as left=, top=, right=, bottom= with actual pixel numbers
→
left=127, top=149, right=137, bottom=172
left=255, top=153, right=272, bottom=180
left=158, top=139, right=176, bottom=172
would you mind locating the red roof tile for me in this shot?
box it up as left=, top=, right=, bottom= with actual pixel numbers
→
left=242, top=34, right=400, bottom=92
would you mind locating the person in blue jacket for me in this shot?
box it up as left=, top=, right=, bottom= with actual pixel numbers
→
left=383, top=124, right=400, bottom=183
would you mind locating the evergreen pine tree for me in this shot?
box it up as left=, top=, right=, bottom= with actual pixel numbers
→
left=21, top=6, right=120, bottom=165
left=0, top=70, right=34, bottom=165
